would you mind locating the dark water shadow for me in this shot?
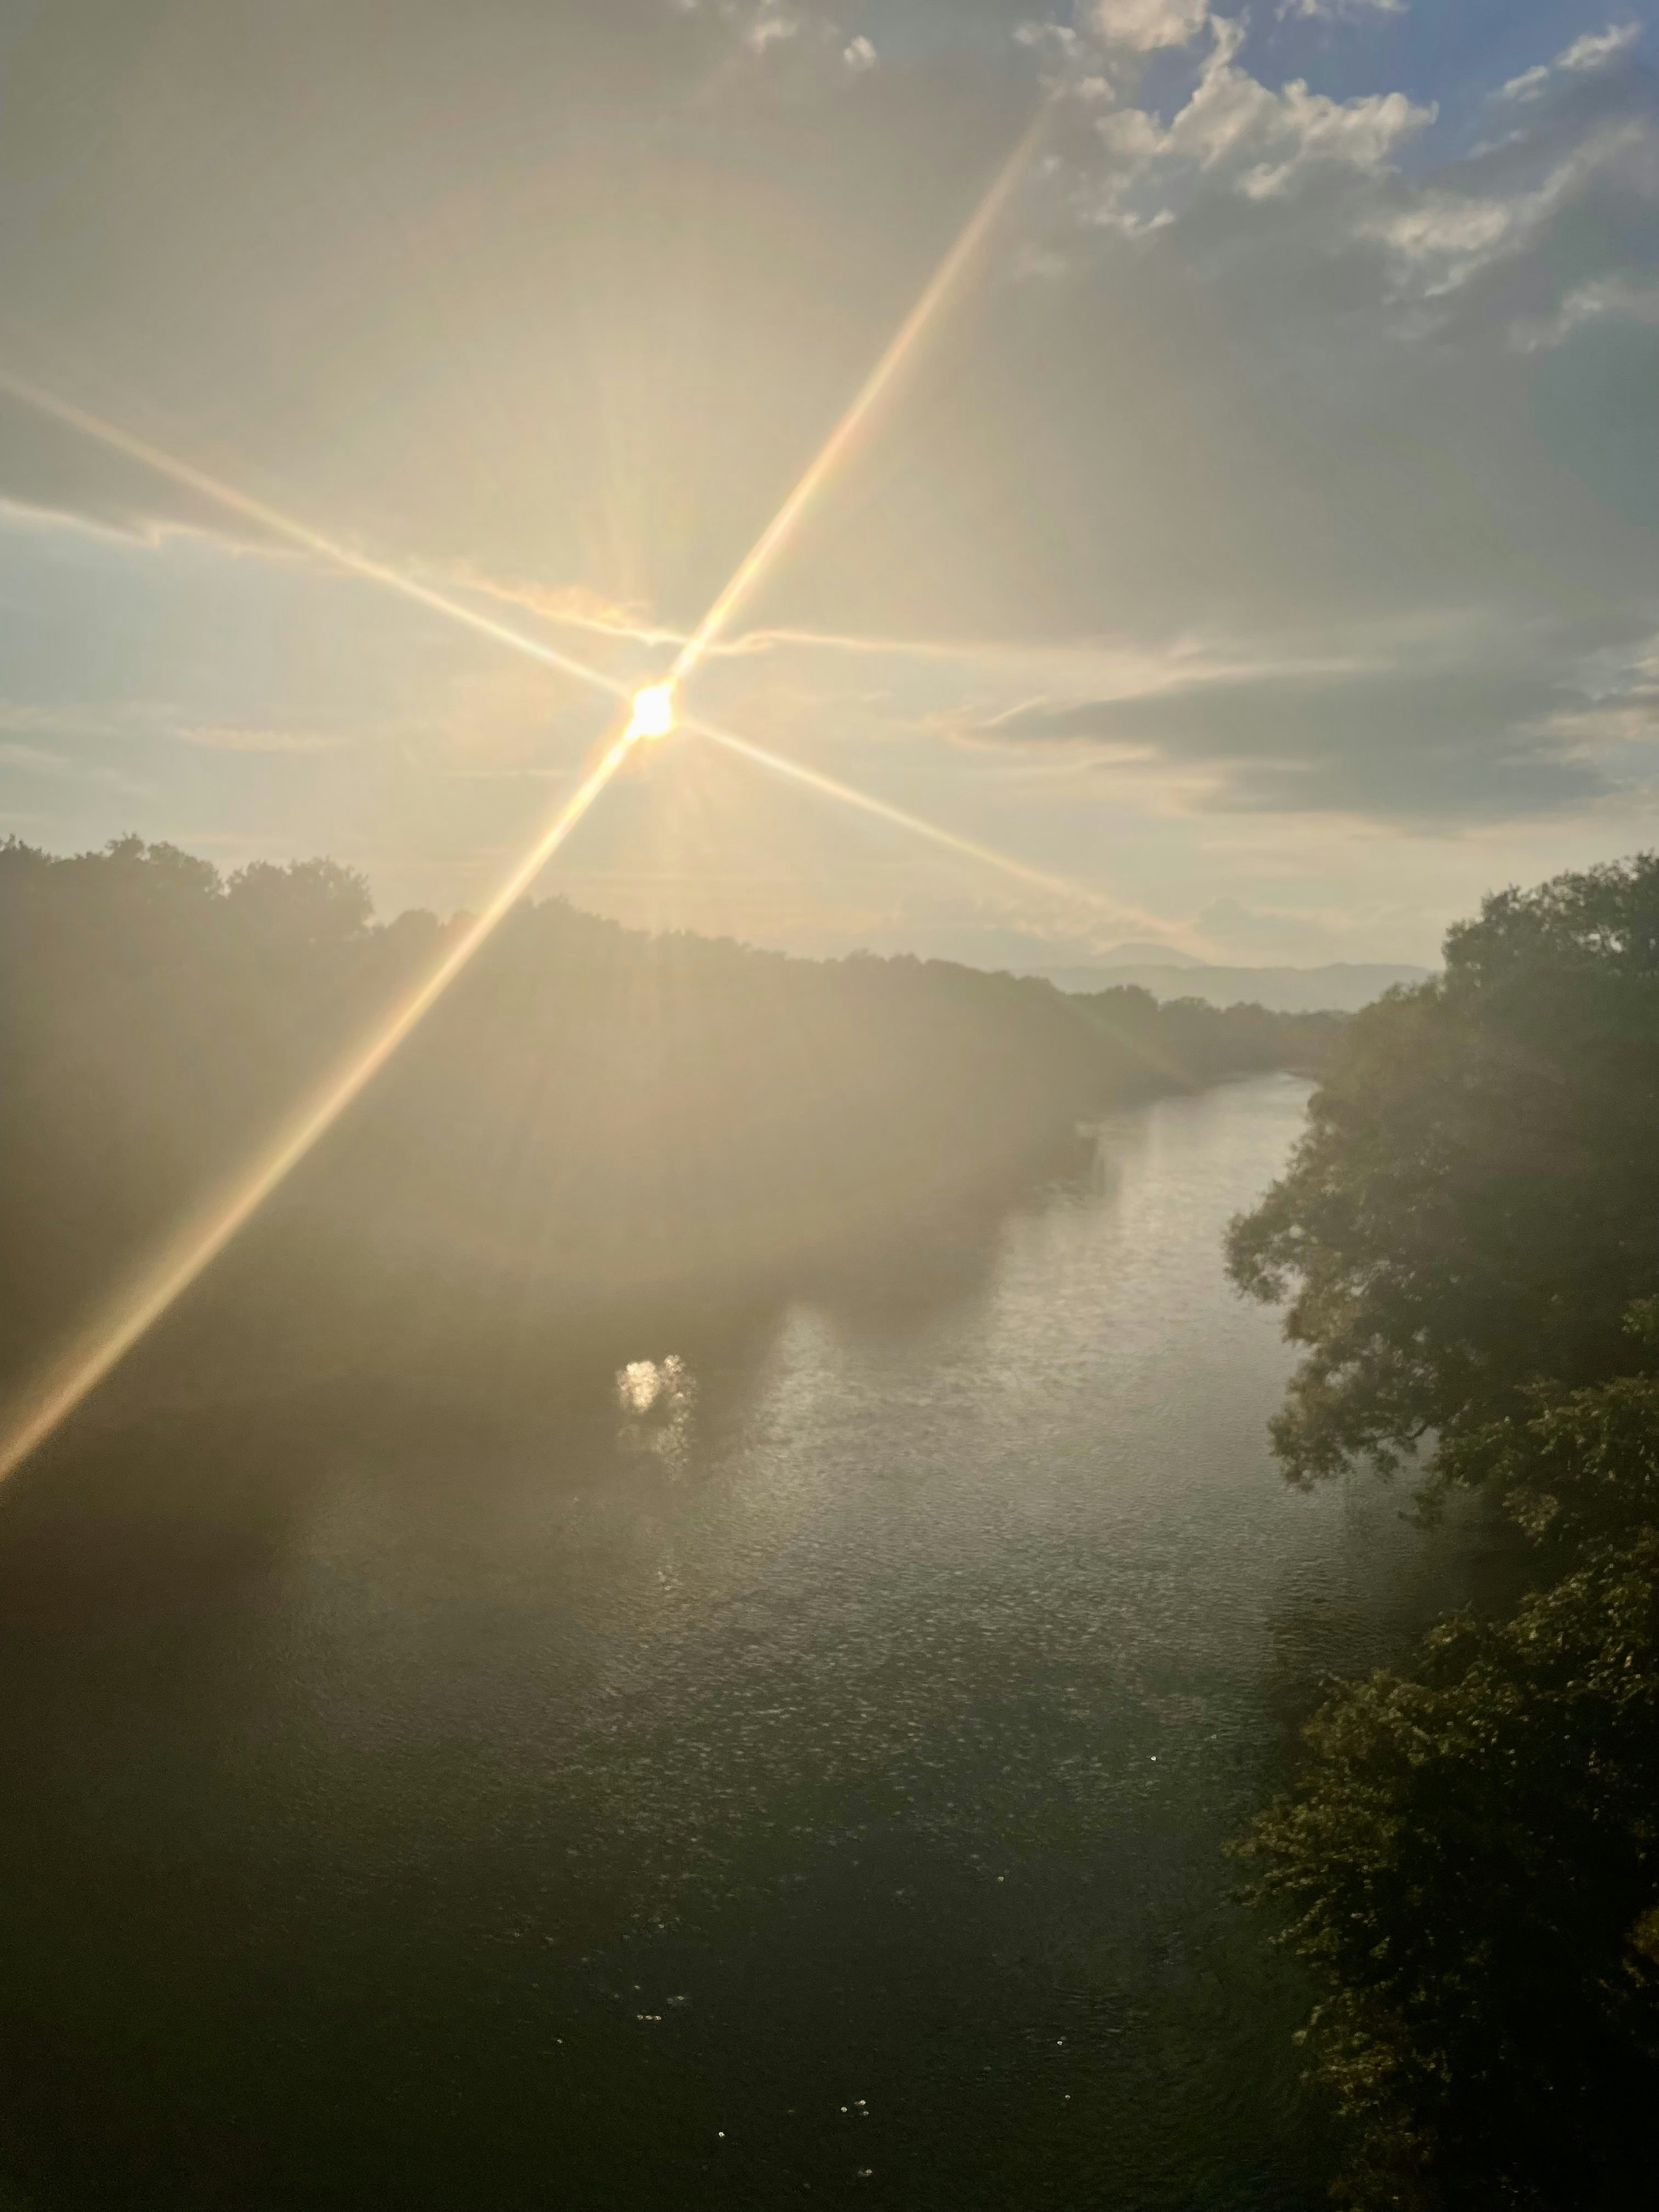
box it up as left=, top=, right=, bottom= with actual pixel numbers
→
left=0, top=1103, right=1352, bottom=2212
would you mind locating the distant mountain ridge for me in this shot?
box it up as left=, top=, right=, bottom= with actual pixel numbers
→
left=1028, top=960, right=1433, bottom=1014
left=1093, top=940, right=1206, bottom=969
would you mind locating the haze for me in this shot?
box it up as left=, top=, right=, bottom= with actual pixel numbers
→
left=4, top=2, right=1656, bottom=969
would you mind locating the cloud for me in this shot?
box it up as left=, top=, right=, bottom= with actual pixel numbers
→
left=4, top=0, right=1658, bottom=872
left=0, top=741, right=70, bottom=775
left=1500, top=21, right=1641, bottom=102
left=1362, top=119, right=1658, bottom=302
left=440, top=568, right=684, bottom=651
left=1090, top=0, right=1211, bottom=52
left=1558, top=21, right=1644, bottom=71
left=1278, top=0, right=1404, bottom=19
left=955, top=658, right=1617, bottom=822
left=0, top=701, right=133, bottom=742
left=1085, top=15, right=1431, bottom=226
left=1510, top=270, right=1659, bottom=350
left=685, top=0, right=880, bottom=74
left=0, top=739, right=144, bottom=791
left=904, top=601, right=1659, bottom=826
left=742, top=6, right=801, bottom=54
left=174, top=725, right=350, bottom=754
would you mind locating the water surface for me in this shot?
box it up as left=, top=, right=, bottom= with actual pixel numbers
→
left=0, top=1077, right=1499, bottom=2209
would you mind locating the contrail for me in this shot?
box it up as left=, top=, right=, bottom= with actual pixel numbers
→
left=667, top=104, right=1050, bottom=686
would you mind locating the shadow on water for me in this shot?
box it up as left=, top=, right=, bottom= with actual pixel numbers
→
left=1259, top=1479, right=1535, bottom=1753
left=0, top=1080, right=1493, bottom=2211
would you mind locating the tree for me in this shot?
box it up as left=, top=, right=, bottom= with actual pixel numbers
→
left=1228, top=860, right=1659, bottom=2202
left=0, top=833, right=1327, bottom=1400
left=1437, top=1301, right=1659, bottom=1551
left=1226, top=858, right=1659, bottom=1487
left=224, top=858, right=374, bottom=952
left=1239, top=1535, right=1659, bottom=2212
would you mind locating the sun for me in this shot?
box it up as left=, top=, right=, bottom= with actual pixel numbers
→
left=626, top=682, right=676, bottom=741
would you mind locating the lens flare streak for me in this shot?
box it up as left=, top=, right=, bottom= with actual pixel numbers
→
left=668, top=105, right=1050, bottom=686
left=0, top=369, right=634, bottom=710
left=684, top=714, right=1153, bottom=934
left=0, top=717, right=643, bottom=1483
left=0, top=101, right=1120, bottom=1481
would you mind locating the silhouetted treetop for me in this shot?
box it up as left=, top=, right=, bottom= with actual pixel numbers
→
left=1232, top=855, right=1659, bottom=2207
left=1227, top=855, right=1659, bottom=1487
left=0, top=835, right=1328, bottom=1397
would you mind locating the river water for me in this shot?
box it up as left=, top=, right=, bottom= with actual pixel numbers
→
left=0, top=1077, right=1500, bottom=2210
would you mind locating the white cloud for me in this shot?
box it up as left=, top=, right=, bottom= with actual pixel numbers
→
left=0, top=739, right=142, bottom=789
left=1278, top=0, right=1404, bottom=18
left=1497, top=64, right=1551, bottom=104
left=743, top=6, right=801, bottom=55
left=1511, top=269, right=1659, bottom=349
left=1087, top=14, right=1430, bottom=226
left=1365, top=119, right=1657, bottom=300
left=0, top=701, right=132, bottom=741
left=175, top=725, right=349, bottom=754
left=1091, top=0, right=1211, bottom=54
left=974, top=18, right=1659, bottom=831
left=0, top=740, right=65, bottom=773
left=1500, top=20, right=1640, bottom=101
left=1559, top=21, right=1643, bottom=72
left=685, top=3, right=881, bottom=85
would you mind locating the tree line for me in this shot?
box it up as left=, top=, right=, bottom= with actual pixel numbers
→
left=0, top=835, right=1335, bottom=1409
left=1227, top=855, right=1659, bottom=2211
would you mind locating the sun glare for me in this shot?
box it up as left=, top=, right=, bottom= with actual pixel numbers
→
left=0, top=99, right=1072, bottom=1484
left=627, top=683, right=677, bottom=741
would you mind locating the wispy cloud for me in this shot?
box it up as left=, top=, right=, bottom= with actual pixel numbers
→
left=1278, top=0, right=1405, bottom=20
left=1510, top=270, right=1659, bottom=350
left=174, top=725, right=350, bottom=755
left=0, top=738, right=146, bottom=790
left=1499, top=21, right=1641, bottom=103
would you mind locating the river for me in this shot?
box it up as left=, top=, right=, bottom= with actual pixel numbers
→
left=0, top=1075, right=1501, bottom=2210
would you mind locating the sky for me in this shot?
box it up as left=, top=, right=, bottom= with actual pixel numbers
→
left=0, top=0, right=1656, bottom=968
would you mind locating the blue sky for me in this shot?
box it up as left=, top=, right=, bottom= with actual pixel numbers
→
left=1, top=0, right=1656, bottom=966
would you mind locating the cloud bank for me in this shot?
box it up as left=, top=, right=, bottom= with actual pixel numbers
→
left=0, top=0, right=1655, bottom=962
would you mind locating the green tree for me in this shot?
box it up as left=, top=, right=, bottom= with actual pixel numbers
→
left=1228, top=860, right=1659, bottom=2202
left=1227, top=858, right=1659, bottom=1487
left=1437, top=1300, right=1659, bottom=1551
left=1240, top=1535, right=1659, bottom=2212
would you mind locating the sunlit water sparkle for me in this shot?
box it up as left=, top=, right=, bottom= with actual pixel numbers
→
left=0, top=1079, right=1506, bottom=2211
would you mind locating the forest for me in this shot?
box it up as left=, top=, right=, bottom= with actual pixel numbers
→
left=0, top=835, right=1335, bottom=1416
left=1229, top=855, right=1659, bottom=2212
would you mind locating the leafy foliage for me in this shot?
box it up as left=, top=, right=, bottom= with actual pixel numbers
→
left=1231, top=858, right=1659, bottom=2203
left=1227, top=858, right=1659, bottom=1486
left=1440, top=1322, right=1659, bottom=1551
left=1241, top=1539, right=1659, bottom=2212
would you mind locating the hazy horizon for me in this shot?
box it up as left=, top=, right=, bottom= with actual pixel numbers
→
left=5, top=13, right=1659, bottom=2200
left=3, top=2, right=1657, bottom=969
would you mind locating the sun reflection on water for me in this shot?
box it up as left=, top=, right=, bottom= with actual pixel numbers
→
left=616, top=1355, right=697, bottom=1465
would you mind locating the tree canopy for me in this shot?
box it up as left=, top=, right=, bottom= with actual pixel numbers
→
left=1231, top=857, right=1659, bottom=2207
left=0, top=834, right=1332, bottom=1409
left=1241, top=1532, right=1659, bottom=2212
left=1227, top=856, right=1659, bottom=1487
